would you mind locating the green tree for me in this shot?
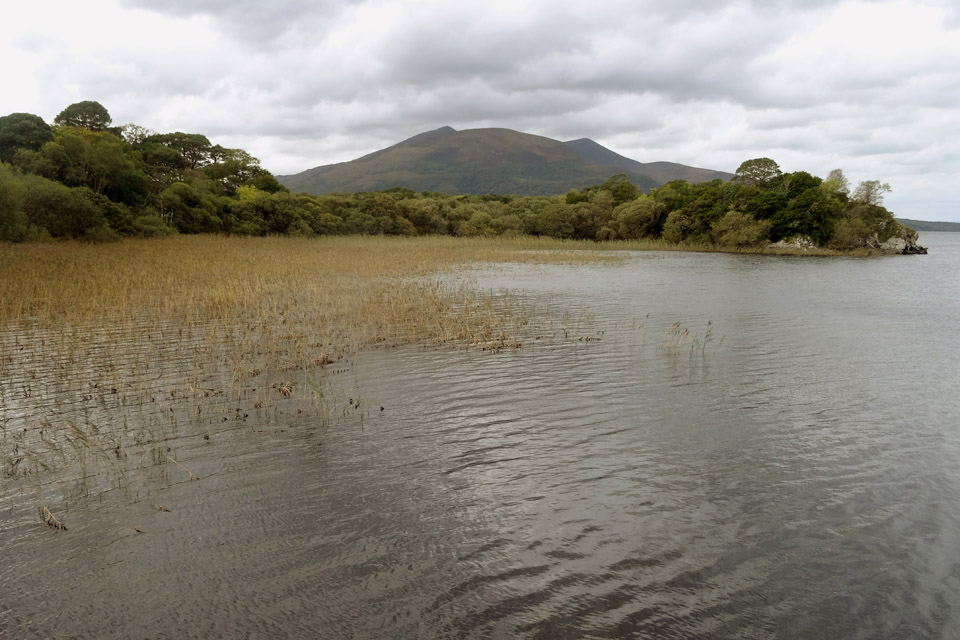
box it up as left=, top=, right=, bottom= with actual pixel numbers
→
left=733, top=157, right=782, bottom=186
left=825, top=168, right=849, bottom=196
left=711, top=210, right=772, bottom=248
left=661, top=209, right=701, bottom=244
left=536, top=202, right=575, bottom=238
left=600, top=173, right=638, bottom=207
left=120, top=123, right=156, bottom=145
left=204, top=148, right=274, bottom=195
left=458, top=210, right=497, bottom=237
left=0, top=113, right=54, bottom=163
left=782, top=171, right=822, bottom=197
left=145, top=132, right=213, bottom=169
left=12, top=141, right=71, bottom=182
left=852, top=180, right=891, bottom=206
left=20, top=174, right=108, bottom=238
left=0, top=162, right=31, bottom=241
left=160, top=181, right=221, bottom=233
left=140, top=141, right=191, bottom=190
left=615, top=196, right=664, bottom=239
left=53, top=101, right=113, bottom=132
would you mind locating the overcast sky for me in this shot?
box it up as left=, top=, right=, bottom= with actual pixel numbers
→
left=3, top=0, right=958, bottom=220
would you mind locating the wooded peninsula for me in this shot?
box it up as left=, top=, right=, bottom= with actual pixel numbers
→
left=1, top=101, right=922, bottom=253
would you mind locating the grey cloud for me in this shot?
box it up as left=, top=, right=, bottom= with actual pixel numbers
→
left=8, top=0, right=955, bottom=220
left=122, top=0, right=360, bottom=46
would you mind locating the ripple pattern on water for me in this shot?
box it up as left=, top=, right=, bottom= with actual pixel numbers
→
left=3, top=235, right=960, bottom=639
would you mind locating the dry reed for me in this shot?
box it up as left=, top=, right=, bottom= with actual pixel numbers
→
left=1, top=235, right=617, bottom=501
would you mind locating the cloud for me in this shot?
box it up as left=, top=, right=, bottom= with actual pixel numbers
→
left=2, top=0, right=959, bottom=219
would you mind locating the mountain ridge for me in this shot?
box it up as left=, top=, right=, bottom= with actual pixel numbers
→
left=278, top=127, right=733, bottom=196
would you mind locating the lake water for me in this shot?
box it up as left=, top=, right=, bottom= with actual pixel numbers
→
left=2, top=233, right=959, bottom=639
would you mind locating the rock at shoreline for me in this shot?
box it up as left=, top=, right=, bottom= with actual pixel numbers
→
left=770, top=236, right=818, bottom=251
left=875, top=226, right=928, bottom=254
left=769, top=224, right=928, bottom=254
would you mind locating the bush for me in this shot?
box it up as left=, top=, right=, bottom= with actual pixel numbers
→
left=615, top=197, right=663, bottom=239
left=82, top=224, right=121, bottom=243
left=131, top=214, right=176, bottom=238
left=21, top=176, right=108, bottom=238
left=711, top=210, right=772, bottom=248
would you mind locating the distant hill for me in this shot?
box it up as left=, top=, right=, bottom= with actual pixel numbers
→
left=277, top=127, right=733, bottom=196
left=896, top=218, right=960, bottom=232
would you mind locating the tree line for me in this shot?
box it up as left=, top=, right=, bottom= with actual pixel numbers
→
left=1, top=101, right=906, bottom=249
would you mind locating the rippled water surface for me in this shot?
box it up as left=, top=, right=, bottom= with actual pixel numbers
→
left=3, top=234, right=960, bottom=639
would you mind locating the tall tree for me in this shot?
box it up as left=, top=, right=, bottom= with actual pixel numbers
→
left=54, top=101, right=113, bottom=132
left=733, top=158, right=782, bottom=187
left=852, top=180, right=891, bottom=206
left=145, top=132, right=213, bottom=169
left=0, top=113, right=54, bottom=163
left=825, top=168, right=850, bottom=195
left=600, top=173, right=638, bottom=207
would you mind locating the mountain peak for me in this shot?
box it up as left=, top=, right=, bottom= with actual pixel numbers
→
left=278, top=127, right=731, bottom=196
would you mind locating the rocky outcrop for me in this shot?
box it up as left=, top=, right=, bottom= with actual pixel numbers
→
left=768, top=225, right=928, bottom=254
left=769, top=236, right=818, bottom=251
left=871, top=225, right=927, bottom=254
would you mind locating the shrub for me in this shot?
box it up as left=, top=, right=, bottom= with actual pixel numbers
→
left=712, top=210, right=772, bottom=248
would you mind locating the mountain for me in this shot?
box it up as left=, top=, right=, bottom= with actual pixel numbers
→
left=561, top=138, right=732, bottom=185
left=277, top=127, right=732, bottom=196
left=896, top=218, right=960, bottom=232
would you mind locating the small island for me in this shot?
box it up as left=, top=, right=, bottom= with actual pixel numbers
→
left=1, top=101, right=926, bottom=254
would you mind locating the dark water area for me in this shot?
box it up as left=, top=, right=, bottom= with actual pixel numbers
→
left=3, top=233, right=960, bottom=638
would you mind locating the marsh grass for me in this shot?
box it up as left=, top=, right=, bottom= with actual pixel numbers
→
left=659, top=320, right=724, bottom=359
left=1, top=235, right=621, bottom=511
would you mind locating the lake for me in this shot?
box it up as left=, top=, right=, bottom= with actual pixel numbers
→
left=2, top=233, right=959, bottom=639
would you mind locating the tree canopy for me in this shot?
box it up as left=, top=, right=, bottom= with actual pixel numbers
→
left=733, top=157, right=782, bottom=186
left=53, top=101, right=113, bottom=132
left=0, top=104, right=914, bottom=252
left=0, top=113, right=54, bottom=163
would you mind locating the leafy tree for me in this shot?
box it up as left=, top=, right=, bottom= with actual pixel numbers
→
left=745, top=190, right=788, bottom=221
left=651, top=179, right=693, bottom=213
left=0, top=113, right=54, bottom=163
left=825, top=169, right=849, bottom=196
left=711, top=210, right=771, bottom=248
left=145, top=132, right=212, bottom=169
left=160, top=181, right=221, bottom=233
left=120, top=123, right=156, bottom=145
left=615, top=197, right=664, bottom=239
left=536, top=202, right=575, bottom=238
left=733, top=157, right=782, bottom=186
left=12, top=141, right=71, bottom=182
left=53, top=101, right=113, bottom=132
left=140, top=141, right=191, bottom=189
left=458, top=210, right=497, bottom=237
left=661, top=210, right=700, bottom=244
left=0, top=162, right=31, bottom=241
left=600, top=173, right=638, bottom=207
left=131, top=213, right=176, bottom=237
left=772, top=186, right=837, bottom=244
left=204, top=148, right=276, bottom=195
left=20, top=174, right=108, bottom=238
left=782, top=171, right=822, bottom=197
left=852, top=180, right=891, bottom=206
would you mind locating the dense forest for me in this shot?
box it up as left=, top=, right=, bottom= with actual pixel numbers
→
left=1, top=101, right=913, bottom=250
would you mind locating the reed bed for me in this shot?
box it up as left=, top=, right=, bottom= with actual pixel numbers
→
left=1, top=235, right=618, bottom=505
left=0, top=235, right=621, bottom=326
